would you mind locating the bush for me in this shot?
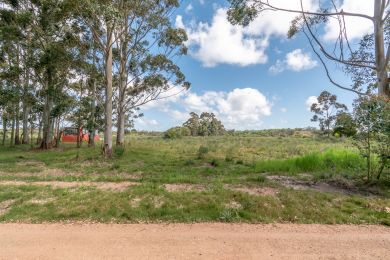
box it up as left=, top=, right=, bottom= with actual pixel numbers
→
left=164, top=127, right=191, bottom=139
left=210, top=158, right=219, bottom=167
left=114, top=146, right=125, bottom=157
left=353, top=95, right=390, bottom=181
left=197, top=146, right=209, bottom=159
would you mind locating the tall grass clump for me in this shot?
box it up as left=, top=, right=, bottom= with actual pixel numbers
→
left=255, top=149, right=365, bottom=175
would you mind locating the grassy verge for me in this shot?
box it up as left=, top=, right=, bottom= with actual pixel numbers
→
left=1, top=184, right=389, bottom=225
left=0, top=136, right=389, bottom=224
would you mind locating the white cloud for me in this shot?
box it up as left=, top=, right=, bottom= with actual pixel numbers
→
left=199, top=0, right=205, bottom=5
left=140, top=87, right=272, bottom=130
left=280, top=107, right=287, bottom=113
left=175, top=15, right=185, bottom=29
left=178, top=0, right=318, bottom=67
left=269, top=49, right=317, bottom=74
left=181, top=9, right=269, bottom=67
left=185, top=4, right=193, bottom=13
left=244, top=0, right=318, bottom=37
left=306, top=96, right=318, bottom=111
left=324, top=0, right=374, bottom=41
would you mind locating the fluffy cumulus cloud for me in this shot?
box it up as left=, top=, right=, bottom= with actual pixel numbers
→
left=306, top=96, right=318, bottom=111
left=177, top=0, right=318, bottom=67
left=140, top=87, right=272, bottom=130
left=269, top=49, right=317, bottom=74
left=177, top=0, right=375, bottom=67
left=176, top=10, right=268, bottom=67
left=323, top=0, right=374, bottom=41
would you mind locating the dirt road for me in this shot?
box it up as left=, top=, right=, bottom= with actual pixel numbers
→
left=0, top=224, right=389, bottom=259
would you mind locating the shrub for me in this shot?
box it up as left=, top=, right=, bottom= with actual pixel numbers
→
left=184, top=159, right=195, bottom=166
left=236, top=159, right=244, bottom=165
left=114, top=146, right=125, bottom=157
left=353, top=95, right=390, bottom=181
left=210, top=158, right=219, bottom=167
left=197, top=146, right=209, bottom=159
left=164, top=127, right=191, bottom=139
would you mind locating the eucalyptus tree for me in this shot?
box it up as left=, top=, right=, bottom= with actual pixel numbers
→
left=79, top=0, right=120, bottom=156
left=1, top=0, right=83, bottom=149
left=28, top=0, right=82, bottom=149
left=113, top=0, right=189, bottom=146
left=310, top=91, right=347, bottom=136
left=0, top=0, right=27, bottom=145
left=228, top=0, right=390, bottom=97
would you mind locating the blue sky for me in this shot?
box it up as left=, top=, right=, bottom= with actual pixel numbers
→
left=134, top=0, right=374, bottom=131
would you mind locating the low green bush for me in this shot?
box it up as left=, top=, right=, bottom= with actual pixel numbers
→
left=163, top=127, right=191, bottom=139
left=197, top=146, right=209, bottom=159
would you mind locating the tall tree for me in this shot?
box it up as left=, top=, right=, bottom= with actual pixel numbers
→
left=113, top=0, right=189, bottom=146
left=81, top=0, right=119, bottom=156
left=310, top=91, right=347, bottom=136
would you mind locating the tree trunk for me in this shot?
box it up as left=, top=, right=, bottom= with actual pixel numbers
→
left=2, top=115, right=7, bottom=146
left=10, top=113, right=15, bottom=147
left=40, top=71, right=54, bottom=149
left=374, top=0, right=389, bottom=97
left=30, top=117, right=34, bottom=148
left=88, top=54, right=97, bottom=147
left=103, top=27, right=114, bottom=157
left=36, top=119, right=42, bottom=145
left=22, top=70, right=31, bottom=144
left=22, top=103, right=30, bottom=144
left=88, top=80, right=96, bottom=147
left=55, top=117, right=61, bottom=148
left=14, top=102, right=20, bottom=145
left=116, top=36, right=127, bottom=147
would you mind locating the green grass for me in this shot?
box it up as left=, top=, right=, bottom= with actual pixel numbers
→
left=254, top=149, right=365, bottom=176
left=0, top=184, right=389, bottom=225
left=0, top=135, right=389, bottom=224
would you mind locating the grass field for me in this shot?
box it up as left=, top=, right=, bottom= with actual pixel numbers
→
left=0, top=135, right=389, bottom=224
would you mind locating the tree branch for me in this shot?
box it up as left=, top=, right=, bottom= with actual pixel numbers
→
left=303, top=30, right=366, bottom=96
left=253, top=0, right=374, bottom=21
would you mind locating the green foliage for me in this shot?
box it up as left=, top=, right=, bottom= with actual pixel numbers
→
left=353, top=95, right=390, bottom=181
left=227, top=0, right=258, bottom=26
left=311, top=91, right=348, bottom=136
left=197, top=145, right=209, bottom=159
left=333, top=112, right=357, bottom=137
left=114, top=146, right=125, bottom=158
left=164, top=127, right=191, bottom=139
left=254, top=149, right=365, bottom=175
left=183, top=112, right=225, bottom=136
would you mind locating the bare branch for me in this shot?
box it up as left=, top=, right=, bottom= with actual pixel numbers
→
left=253, top=0, right=374, bottom=21
left=303, top=30, right=367, bottom=96
left=300, top=1, right=377, bottom=70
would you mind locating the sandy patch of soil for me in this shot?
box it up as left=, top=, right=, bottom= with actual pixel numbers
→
left=0, top=224, right=389, bottom=259
left=130, top=196, right=164, bottom=208
left=225, top=201, right=242, bottom=209
left=0, top=168, right=79, bottom=178
left=0, top=199, right=16, bottom=216
left=163, top=184, right=206, bottom=192
left=0, top=181, right=139, bottom=191
left=267, top=175, right=374, bottom=196
left=226, top=185, right=279, bottom=196
left=27, top=198, right=56, bottom=205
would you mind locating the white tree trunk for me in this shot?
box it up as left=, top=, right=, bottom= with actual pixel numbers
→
left=103, top=27, right=113, bottom=156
